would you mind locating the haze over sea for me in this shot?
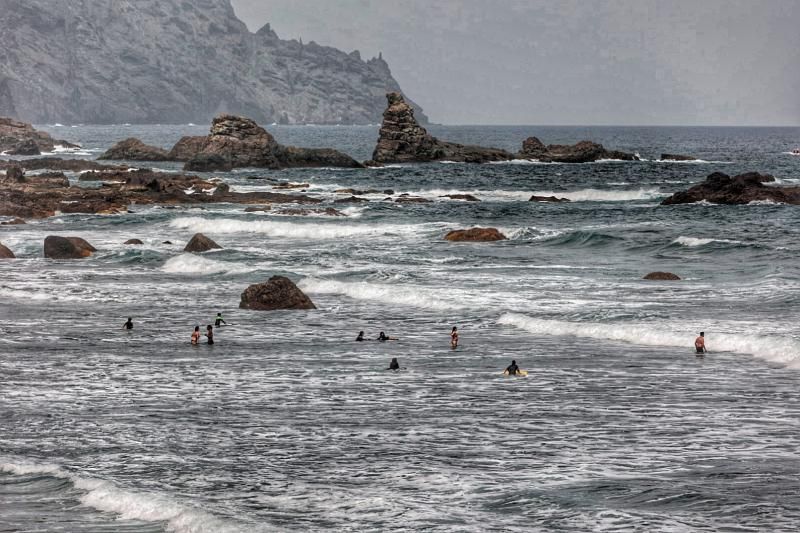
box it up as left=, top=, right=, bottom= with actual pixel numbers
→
left=2, top=123, right=800, bottom=531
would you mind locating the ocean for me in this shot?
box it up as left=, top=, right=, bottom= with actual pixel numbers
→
left=2, top=124, right=800, bottom=532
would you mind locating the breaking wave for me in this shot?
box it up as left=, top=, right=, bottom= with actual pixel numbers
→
left=672, top=236, right=743, bottom=248
left=498, top=313, right=800, bottom=367
left=160, top=254, right=256, bottom=275
left=170, top=217, right=425, bottom=239
left=529, top=188, right=664, bottom=202
left=298, top=278, right=465, bottom=311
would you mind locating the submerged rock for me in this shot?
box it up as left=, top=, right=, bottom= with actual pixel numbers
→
left=44, top=236, right=97, bottom=259
left=239, top=276, right=317, bottom=311
left=661, top=171, right=800, bottom=205
left=518, top=136, right=638, bottom=163
left=371, top=93, right=514, bottom=164
left=1, top=217, right=26, bottom=225
left=0, top=241, right=15, bottom=258
left=530, top=195, right=570, bottom=202
left=183, top=233, right=222, bottom=253
left=441, top=194, right=481, bottom=202
left=644, top=272, right=681, bottom=281
left=124, top=239, right=144, bottom=245
left=99, top=138, right=171, bottom=161
left=660, top=153, right=696, bottom=161
left=444, top=228, right=508, bottom=242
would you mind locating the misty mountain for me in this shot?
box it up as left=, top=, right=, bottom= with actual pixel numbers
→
left=0, top=0, right=426, bottom=125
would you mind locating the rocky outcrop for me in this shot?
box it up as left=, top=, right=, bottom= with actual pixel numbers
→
left=644, top=272, right=681, bottom=280
left=239, top=276, right=316, bottom=311
left=124, top=239, right=144, bottom=245
left=441, top=194, right=481, bottom=202
left=184, top=233, right=222, bottom=253
left=372, top=93, right=514, bottom=164
left=518, top=137, right=638, bottom=163
left=530, top=195, right=570, bottom=202
left=44, top=236, right=96, bottom=259
left=444, top=228, right=508, bottom=242
left=660, top=153, right=696, bottom=161
left=1, top=217, right=25, bottom=225
left=278, top=207, right=346, bottom=217
left=174, top=115, right=363, bottom=171
left=661, top=172, right=800, bottom=205
left=0, top=117, right=78, bottom=154
left=0, top=1, right=426, bottom=125
left=98, top=138, right=170, bottom=161
left=0, top=242, right=14, bottom=258
left=0, top=158, right=127, bottom=173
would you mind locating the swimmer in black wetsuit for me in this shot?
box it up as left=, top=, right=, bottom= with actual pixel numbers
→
left=377, top=332, right=398, bottom=341
left=205, top=325, right=214, bottom=345
left=388, top=357, right=400, bottom=370
left=122, top=317, right=133, bottom=330
left=356, top=331, right=364, bottom=341
left=214, top=313, right=226, bottom=327
left=505, top=360, right=520, bottom=376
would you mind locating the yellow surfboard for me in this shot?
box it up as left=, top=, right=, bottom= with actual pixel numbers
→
left=503, top=370, right=528, bottom=377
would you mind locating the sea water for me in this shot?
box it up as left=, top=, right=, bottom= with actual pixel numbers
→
left=1, top=124, right=800, bottom=531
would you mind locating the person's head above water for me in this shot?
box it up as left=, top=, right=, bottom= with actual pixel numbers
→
left=194, top=326, right=199, bottom=332
left=700, top=332, right=704, bottom=336
left=127, top=317, right=132, bottom=321
left=217, top=312, right=222, bottom=316
left=452, top=326, right=457, bottom=332
left=207, top=325, right=212, bottom=330
left=511, top=359, right=516, bottom=365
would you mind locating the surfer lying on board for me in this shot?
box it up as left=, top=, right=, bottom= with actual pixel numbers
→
left=122, top=317, right=133, bottom=330
left=695, top=332, right=707, bottom=354
left=378, top=332, right=398, bottom=341
left=388, top=357, right=400, bottom=370
left=505, top=360, right=520, bottom=376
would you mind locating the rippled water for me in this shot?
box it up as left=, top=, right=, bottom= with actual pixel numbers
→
left=2, top=124, right=800, bottom=531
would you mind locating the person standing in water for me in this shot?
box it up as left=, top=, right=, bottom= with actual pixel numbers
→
left=191, top=326, right=201, bottom=345
left=388, top=357, right=400, bottom=370
left=356, top=331, right=365, bottom=342
left=214, top=313, right=226, bottom=327
left=695, top=332, right=707, bottom=354
left=122, top=317, right=133, bottom=330
left=205, top=325, right=214, bottom=345
left=450, top=326, right=459, bottom=349
left=505, top=360, right=520, bottom=376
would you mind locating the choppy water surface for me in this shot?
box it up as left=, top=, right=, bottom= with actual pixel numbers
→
left=2, top=124, right=800, bottom=532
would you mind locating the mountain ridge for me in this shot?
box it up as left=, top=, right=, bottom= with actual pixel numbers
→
left=0, top=0, right=426, bottom=125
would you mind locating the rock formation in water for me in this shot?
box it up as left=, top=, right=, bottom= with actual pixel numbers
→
left=661, top=172, right=800, bottom=205
left=44, top=236, right=96, bottom=259
left=518, top=137, right=638, bottom=163
left=98, top=138, right=170, bottom=161
left=660, top=153, right=696, bottom=161
left=643, top=272, right=681, bottom=280
left=0, top=241, right=14, bottom=258
left=0, top=117, right=78, bottom=155
left=184, top=233, right=222, bottom=253
left=239, top=276, right=316, bottom=310
left=529, top=195, right=570, bottom=202
left=372, top=93, right=514, bottom=164
left=0, top=1, right=426, bottom=125
left=444, top=228, right=508, bottom=242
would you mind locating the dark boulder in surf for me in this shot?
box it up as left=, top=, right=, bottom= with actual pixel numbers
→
left=441, top=194, right=481, bottom=202
left=445, top=227, right=507, bottom=242
left=124, top=238, right=144, bottom=245
left=661, top=172, right=800, bottom=205
left=1, top=217, right=26, bottom=225
left=371, top=92, right=514, bottom=164
left=99, top=138, right=171, bottom=161
left=44, top=236, right=97, bottom=259
left=6, top=138, right=41, bottom=155
left=239, top=275, right=317, bottom=311
left=530, top=195, right=570, bottom=202
left=660, top=153, right=696, bottom=161
left=0, top=241, right=15, bottom=258
left=183, top=233, right=222, bottom=253
left=518, top=137, right=638, bottom=163
left=643, top=272, right=681, bottom=280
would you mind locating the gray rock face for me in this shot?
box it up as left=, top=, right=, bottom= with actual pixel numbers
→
left=0, top=241, right=14, bottom=259
left=0, top=117, right=77, bottom=153
left=0, top=1, right=426, bottom=125
left=372, top=93, right=512, bottom=164
left=239, top=275, right=316, bottom=311
left=184, top=233, right=222, bottom=253
left=44, top=236, right=97, bottom=259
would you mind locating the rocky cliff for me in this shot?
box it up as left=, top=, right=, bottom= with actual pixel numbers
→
left=0, top=0, right=426, bottom=125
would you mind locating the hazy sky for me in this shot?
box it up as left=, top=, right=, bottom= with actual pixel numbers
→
left=231, top=0, right=800, bottom=126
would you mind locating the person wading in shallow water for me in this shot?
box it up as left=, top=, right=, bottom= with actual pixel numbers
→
left=122, top=317, right=133, bottom=330
left=205, top=325, right=214, bottom=345
left=214, top=313, right=226, bottom=327
left=356, top=331, right=365, bottom=342
left=450, top=326, right=459, bottom=349
left=505, top=360, right=520, bottom=376
left=695, top=332, right=707, bottom=354
left=388, top=357, right=400, bottom=370
left=191, top=326, right=201, bottom=345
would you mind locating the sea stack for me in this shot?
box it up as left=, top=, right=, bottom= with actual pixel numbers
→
left=517, top=136, right=639, bottom=163
left=371, top=93, right=514, bottom=164
left=661, top=172, right=800, bottom=205
left=239, top=276, right=317, bottom=310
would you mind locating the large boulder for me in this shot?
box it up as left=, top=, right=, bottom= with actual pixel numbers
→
left=239, top=275, right=317, bottom=310
left=0, top=117, right=79, bottom=153
left=445, top=227, right=508, bottom=242
left=6, top=139, right=41, bottom=155
left=661, top=172, right=800, bottom=205
left=530, top=195, right=570, bottom=202
left=98, top=138, right=170, bottom=161
left=644, top=272, right=681, bottom=281
left=5, top=166, right=25, bottom=182
left=183, top=233, right=222, bottom=253
left=371, top=93, right=513, bottom=164
left=124, top=238, right=144, bottom=245
left=44, top=236, right=97, bottom=259
left=0, top=242, right=14, bottom=258
left=518, top=137, right=638, bottom=163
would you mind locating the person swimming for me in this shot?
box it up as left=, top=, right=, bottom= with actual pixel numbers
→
left=505, top=360, right=520, bottom=376
left=191, top=325, right=201, bottom=345
left=377, top=332, right=398, bottom=341
left=214, top=313, right=226, bottom=327
left=450, top=326, right=459, bottom=349
left=388, top=357, right=400, bottom=370
left=122, top=317, right=133, bottom=330
left=356, top=331, right=364, bottom=341
left=205, top=325, right=214, bottom=345
left=695, top=332, right=706, bottom=354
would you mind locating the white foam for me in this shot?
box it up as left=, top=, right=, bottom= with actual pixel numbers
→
left=673, top=236, right=742, bottom=247
left=161, top=254, right=255, bottom=275
left=499, top=313, right=800, bottom=367
left=0, top=461, right=241, bottom=533
left=299, top=278, right=463, bottom=311
left=169, top=217, right=429, bottom=240
left=529, top=188, right=664, bottom=202
left=654, top=158, right=731, bottom=164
